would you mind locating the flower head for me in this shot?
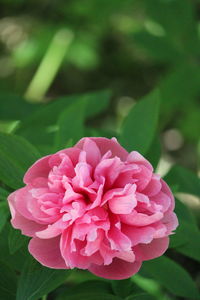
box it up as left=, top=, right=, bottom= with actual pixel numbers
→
left=8, top=137, right=178, bottom=279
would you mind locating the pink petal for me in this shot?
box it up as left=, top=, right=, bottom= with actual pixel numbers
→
left=24, top=155, right=51, bottom=184
left=80, top=138, right=101, bottom=167
left=36, top=218, right=67, bottom=239
left=134, top=237, right=169, bottom=261
left=94, top=157, right=123, bottom=187
left=161, top=179, right=175, bottom=211
left=75, top=137, right=128, bottom=161
left=150, top=191, right=171, bottom=212
left=28, top=236, right=68, bottom=269
left=89, top=258, right=142, bottom=280
left=107, top=185, right=137, bottom=214
left=120, top=210, right=163, bottom=226
left=162, top=212, right=179, bottom=234
left=60, top=229, right=102, bottom=269
left=123, top=225, right=155, bottom=246
left=142, top=174, right=162, bottom=197
left=127, top=151, right=153, bottom=171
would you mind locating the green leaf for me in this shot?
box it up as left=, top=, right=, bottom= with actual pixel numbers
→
left=0, top=260, right=17, bottom=300
left=0, top=187, right=9, bottom=201
left=119, top=89, right=160, bottom=154
left=8, top=227, right=28, bottom=255
left=111, top=279, right=133, bottom=298
left=174, top=225, right=200, bottom=262
left=164, top=165, right=200, bottom=197
left=57, top=294, right=121, bottom=300
left=18, top=90, right=111, bottom=132
left=16, top=256, right=71, bottom=300
left=0, top=224, right=29, bottom=272
left=126, top=295, right=155, bottom=300
left=145, top=136, right=161, bottom=170
left=142, top=256, right=200, bottom=299
left=0, top=202, right=9, bottom=233
left=0, top=93, right=41, bottom=121
left=0, top=132, right=41, bottom=189
left=56, top=280, right=113, bottom=300
left=55, top=98, right=87, bottom=149
left=83, top=89, right=111, bottom=118
left=170, top=198, right=199, bottom=249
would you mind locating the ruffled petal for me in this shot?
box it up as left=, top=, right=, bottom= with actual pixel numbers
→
left=75, top=137, right=128, bottom=161
left=8, top=190, right=46, bottom=237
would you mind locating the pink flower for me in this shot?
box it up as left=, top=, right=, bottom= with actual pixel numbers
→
left=8, top=137, right=178, bottom=279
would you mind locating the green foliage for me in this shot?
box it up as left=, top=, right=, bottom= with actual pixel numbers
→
left=142, top=256, right=200, bottom=299
left=164, top=165, right=200, bottom=197
left=120, top=89, right=160, bottom=154
left=0, top=261, right=17, bottom=300
left=55, top=98, right=87, bottom=149
left=0, top=202, right=9, bottom=233
left=111, top=279, right=133, bottom=298
left=8, top=227, right=28, bottom=255
left=0, top=132, right=41, bottom=189
left=16, top=256, right=71, bottom=300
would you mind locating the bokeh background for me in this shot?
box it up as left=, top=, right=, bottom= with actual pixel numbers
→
left=0, top=1, right=200, bottom=299
left=1, top=0, right=200, bottom=210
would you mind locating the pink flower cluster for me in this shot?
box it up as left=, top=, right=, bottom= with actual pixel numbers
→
left=8, top=137, right=178, bottom=279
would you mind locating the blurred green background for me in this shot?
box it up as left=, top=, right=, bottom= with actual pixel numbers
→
left=0, top=0, right=200, bottom=168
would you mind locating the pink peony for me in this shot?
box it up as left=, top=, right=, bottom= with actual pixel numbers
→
left=8, top=137, right=178, bottom=279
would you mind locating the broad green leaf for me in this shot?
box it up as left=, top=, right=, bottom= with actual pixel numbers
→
left=146, top=136, right=161, bottom=170
left=0, top=202, right=9, bottom=233
left=56, top=280, right=113, bottom=300
left=170, top=198, right=199, bottom=249
left=159, top=64, right=200, bottom=128
left=0, top=132, right=41, bottom=189
left=57, top=294, right=121, bottom=300
left=83, top=89, right=111, bottom=118
left=164, top=165, right=200, bottom=197
left=0, top=93, right=41, bottom=121
left=0, top=260, right=17, bottom=300
left=55, top=98, right=87, bottom=149
left=126, top=295, right=155, bottom=300
left=111, top=279, right=133, bottom=298
left=16, top=257, right=71, bottom=300
left=8, top=227, right=28, bottom=255
left=142, top=256, right=200, bottom=299
left=119, top=89, right=160, bottom=154
left=174, top=198, right=197, bottom=226
left=175, top=226, right=200, bottom=262
left=0, top=223, right=29, bottom=271
left=17, top=90, right=111, bottom=132
left=0, top=187, right=9, bottom=201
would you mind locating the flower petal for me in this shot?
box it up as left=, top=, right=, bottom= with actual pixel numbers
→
left=28, top=236, right=68, bottom=269
left=24, top=155, right=51, bottom=184
left=134, top=237, right=169, bottom=261
left=75, top=137, right=128, bottom=160
left=89, top=258, right=142, bottom=280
